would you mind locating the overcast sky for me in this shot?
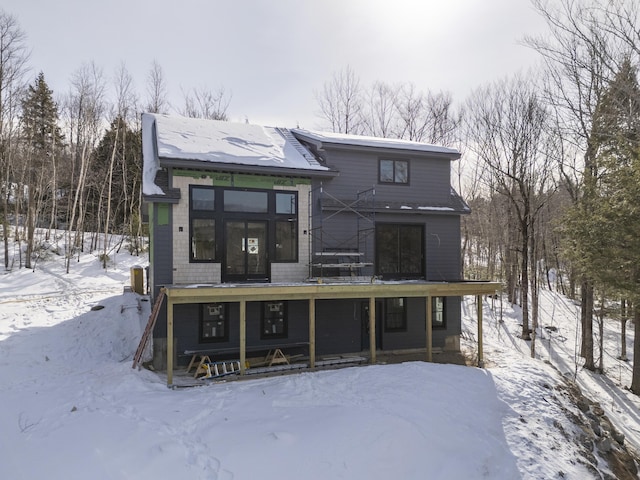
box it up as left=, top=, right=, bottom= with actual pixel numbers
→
left=5, top=0, right=548, bottom=129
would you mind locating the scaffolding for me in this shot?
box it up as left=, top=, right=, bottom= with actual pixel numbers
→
left=308, top=184, right=376, bottom=279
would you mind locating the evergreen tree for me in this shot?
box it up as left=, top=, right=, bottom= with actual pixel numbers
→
left=20, top=72, right=64, bottom=267
left=562, top=58, right=640, bottom=392
left=91, top=115, right=141, bottom=237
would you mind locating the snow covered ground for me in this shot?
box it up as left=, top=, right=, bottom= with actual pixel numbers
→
left=1, top=237, right=639, bottom=479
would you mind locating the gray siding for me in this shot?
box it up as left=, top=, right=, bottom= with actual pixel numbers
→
left=168, top=296, right=460, bottom=364
left=151, top=203, right=173, bottom=339
left=320, top=148, right=452, bottom=205
left=149, top=204, right=173, bottom=294
left=425, top=215, right=462, bottom=281
left=172, top=301, right=310, bottom=364
left=381, top=297, right=461, bottom=350
left=315, top=299, right=363, bottom=355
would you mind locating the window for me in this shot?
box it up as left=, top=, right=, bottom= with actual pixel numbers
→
left=224, top=190, right=268, bottom=213
left=192, top=187, right=215, bottom=210
left=275, top=221, right=297, bottom=261
left=379, top=159, right=409, bottom=184
left=276, top=192, right=296, bottom=214
left=262, top=301, right=287, bottom=339
left=432, top=297, right=446, bottom=328
left=188, top=185, right=299, bottom=269
left=384, top=297, right=407, bottom=332
left=200, top=303, right=228, bottom=342
left=274, top=191, right=298, bottom=262
left=376, top=224, right=424, bottom=279
left=190, top=186, right=216, bottom=262
left=192, top=219, right=215, bottom=260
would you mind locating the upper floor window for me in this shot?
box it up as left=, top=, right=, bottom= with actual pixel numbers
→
left=379, top=159, right=409, bottom=184
left=276, top=192, right=296, bottom=214
left=192, top=187, right=215, bottom=210
left=190, top=186, right=216, bottom=262
left=375, top=223, right=424, bottom=279
left=224, top=190, right=268, bottom=213
left=189, top=186, right=298, bottom=265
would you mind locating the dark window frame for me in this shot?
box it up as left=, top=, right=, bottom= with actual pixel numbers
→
left=375, top=223, right=425, bottom=279
left=188, top=186, right=299, bottom=265
left=190, top=185, right=217, bottom=262
left=384, top=297, right=407, bottom=332
left=273, top=191, right=298, bottom=263
left=199, top=303, right=229, bottom=343
left=432, top=296, right=446, bottom=329
left=261, top=301, right=288, bottom=339
left=379, top=159, right=410, bottom=185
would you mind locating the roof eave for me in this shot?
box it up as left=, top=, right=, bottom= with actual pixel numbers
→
left=292, top=130, right=461, bottom=160
left=158, top=157, right=339, bottom=178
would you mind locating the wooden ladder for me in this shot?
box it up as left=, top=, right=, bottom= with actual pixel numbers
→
left=132, top=289, right=165, bottom=369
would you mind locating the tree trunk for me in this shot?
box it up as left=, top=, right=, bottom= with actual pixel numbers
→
left=581, top=279, right=595, bottom=371
left=620, top=299, right=628, bottom=361
left=530, top=226, right=539, bottom=358
left=597, top=291, right=604, bottom=374
left=521, top=220, right=530, bottom=340
left=630, top=307, right=640, bottom=395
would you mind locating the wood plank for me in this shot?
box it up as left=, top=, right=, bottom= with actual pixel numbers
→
left=477, top=295, right=484, bottom=368
left=369, top=296, right=376, bottom=364
left=309, top=297, right=316, bottom=369
left=167, top=297, right=174, bottom=386
left=240, top=300, right=246, bottom=375
left=426, top=296, right=433, bottom=362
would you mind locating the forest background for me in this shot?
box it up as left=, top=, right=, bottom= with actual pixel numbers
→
left=2, top=1, right=640, bottom=394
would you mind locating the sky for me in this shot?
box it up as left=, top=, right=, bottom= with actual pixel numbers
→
left=5, top=0, right=548, bottom=129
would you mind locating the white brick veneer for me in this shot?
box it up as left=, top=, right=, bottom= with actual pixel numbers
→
left=171, top=178, right=310, bottom=285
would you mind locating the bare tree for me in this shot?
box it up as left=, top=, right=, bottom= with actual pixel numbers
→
left=180, top=85, right=231, bottom=121
left=145, top=59, right=169, bottom=114
left=61, top=62, right=105, bottom=272
left=0, top=9, right=29, bottom=270
left=315, top=66, right=364, bottom=134
left=362, top=81, right=399, bottom=138
left=526, top=0, right=622, bottom=370
left=466, top=75, right=552, bottom=349
left=394, top=83, right=428, bottom=141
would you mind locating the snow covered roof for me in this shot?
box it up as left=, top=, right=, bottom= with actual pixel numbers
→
left=142, top=114, right=330, bottom=196
left=291, top=128, right=461, bottom=158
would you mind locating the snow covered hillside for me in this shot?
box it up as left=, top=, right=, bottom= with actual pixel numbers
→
left=1, top=240, right=639, bottom=479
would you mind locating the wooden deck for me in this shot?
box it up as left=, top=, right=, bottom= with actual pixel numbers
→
left=161, top=280, right=501, bottom=387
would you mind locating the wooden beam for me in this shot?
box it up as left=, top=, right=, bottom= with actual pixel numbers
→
left=162, top=281, right=502, bottom=304
left=167, top=297, right=174, bottom=387
left=477, top=295, right=484, bottom=368
left=240, top=300, right=246, bottom=375
left=426, top=296, right=433, bottom=362
left=309, top=297, right=316, bottom=369
left=369, top=296, right=376, bottom=364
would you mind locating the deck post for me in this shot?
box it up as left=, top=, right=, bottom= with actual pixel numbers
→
left=240, top=300, right=246, bottom=375
left=167, top=297, right=174, bottom=387
left=369, top=296, right=376, bottom=364
left=426, top=296, right=433, bottom=362
left=309, top=297, right=316, bottom=369
left=477, top=295, right=484, bottom=368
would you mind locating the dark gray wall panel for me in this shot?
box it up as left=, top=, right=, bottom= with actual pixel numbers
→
left=315, top=299, right=363, bottom=355
left=320, top=149, right=451, bottom=205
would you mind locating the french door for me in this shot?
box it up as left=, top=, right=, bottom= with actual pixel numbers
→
left=223, top=220, right=269, bottom=282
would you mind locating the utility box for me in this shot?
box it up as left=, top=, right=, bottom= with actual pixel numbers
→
left=131, top=266, right=144, bottom=294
